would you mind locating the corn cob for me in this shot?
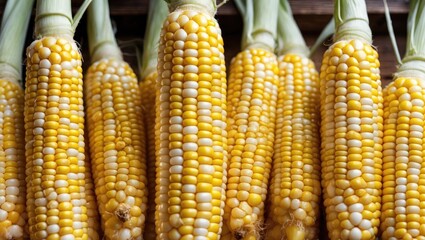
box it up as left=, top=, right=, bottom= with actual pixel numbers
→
left=381, top=1, right=425, bottom=238
left=319, top=1, right=383, bottom=239
left=224, top=47, right=279, bottom=239
left=267, top=53, right=321, bottom=240
left=264, top=1, right=321, bottom=239
left=85, top=57, right=147, bottom=239
left=139, top=72, right=157, bottom=240
left=24, top=0, right=92, bottom=239
left=381, top=77, right=425, bottom=239
left=25, top=27, right=88, bottom=240
left=222, top=1, right=279, bottom=239
left=0, top=1, right=34, bottom=239
left=138, top=1, right=169, bottom=239
left=157, top=0, right=228, bottom=239
left=85, top=0, right=148, bottom=239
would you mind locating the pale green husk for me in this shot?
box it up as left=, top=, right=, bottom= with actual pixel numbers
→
left=87, top=0, right=122, bottom=63
left=395, top=0, right=425, bottom=79
left=139, top=0, right=168, bottom=79
left=276, top=0, right=309, bottom=57
left=235, top=0, right=279, bottom=52
left=333, top=0, right=372, bottom=44
left=0, top=0, right=34, bottom=86
left=35, top=0, right=92, bottom=39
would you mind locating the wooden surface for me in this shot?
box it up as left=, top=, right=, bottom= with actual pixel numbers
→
left=70, top=0, right=411, bottom=15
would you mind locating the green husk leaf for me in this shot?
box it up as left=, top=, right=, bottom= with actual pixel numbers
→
left=35, top=0, right=91, bottom=39
left=276, top=0, right=309, bottom=57
left=395, top=0, right=425, bottom=79
left=334, top=0, right=372, bottom=44
left=237, top=0, right=279, bottom=51
left=404, top=0, right=425, bottom=59
left=383, top=0, right=402, bottom=65
left=87, top=0, right=122, bottom=63
left=35, top=0, right=73, bottom=38
left=139, top=0, right=168, bottom=79
left=0, top=0, right=34, bottom=86
left=72, top=0, right=93, bottom=32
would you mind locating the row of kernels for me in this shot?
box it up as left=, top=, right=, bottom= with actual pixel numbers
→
left=381, top=78, right=425, bottom=239
left=85, top=58, right=146, bottom=239
left=25, top=36, right=88, bottom=239
left=0, top=80, right=27, bottom=239
left=320, top=40, right=382, bottom=240
left=267, top=54, right=320, bottom=239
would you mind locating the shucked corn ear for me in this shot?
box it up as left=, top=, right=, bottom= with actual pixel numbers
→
left=262, top=1, right=321, bottom=239
left=224, top=48, right=279, bottom=238
left=24, top=1, right=92, bottom=238
left=85, top=0, right=148, bottom=238
left=319, top=1, right=383, bottom=239
left=85, top=58, right=148, bottom=239
left=320, top=39, right=383, bottom=239
left=0, top=0, right=33, bottom=238
left=156, top=1, right=228, bottom=238
left=25, top=36, right=89, bottom=240
left=139, top=71, right=157, bottom=240
left=380, top=1, right=425, bottom=238
left=223, top=0, right=279, bottom=238
left=267, top=54, right=321, bottom=240
left=381, top=77, right=425, bottom=239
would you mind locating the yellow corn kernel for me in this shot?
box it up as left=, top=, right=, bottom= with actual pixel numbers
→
left=157, top=7, right=228, bottom=240
left=265, top=54, right=321, bottom=240
left=224, top=48, right=279, bottom=238
left=319, top=39, right=383, bottom=240
left=380, top=77, right=425, bottom=239
left=139, top=71, right=157, bottom=240
left=85, top=57, right=147, bottom=239
left=25, top=36, right=89, bottom=240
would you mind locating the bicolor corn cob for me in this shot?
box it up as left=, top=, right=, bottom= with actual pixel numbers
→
left=319, top=1, right=383, bottom=239
left=25, top=36, right=89, bottom=239
left=0, top=80, right=27, bottom=240
left=85, top=58, right=148, bottom=239
left=320, top=38, right=383, bottom=239
left=0, top=0, right=34, bottom=239
left=380, top=1, right=425, bottom=238
left=156, top=2, right=228, bottom=239
left=139, top=71, right=157, bottom=240
left=267, top=54, right=321, bottom=240
left=85, top=0, right=148, bottom=237
left=224, top=48, right=279, bottom=238
left=223, top=0, right=279, bottom=238
left=381, top=77, right=425, bottom=239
